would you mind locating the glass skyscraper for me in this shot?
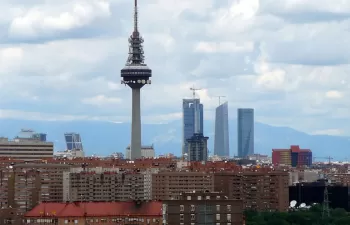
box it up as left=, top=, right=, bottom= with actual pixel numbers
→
left=182, top=99, right=204, bottom=155
left=214, top=102, right=229, bottom=157
left=64, top=132, right=83, bottom=151
left=237, top=108, right=254, bottom=158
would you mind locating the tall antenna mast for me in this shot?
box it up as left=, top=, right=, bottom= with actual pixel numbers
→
left=134, top=0, right=138, bottom=34
left=215, top=96, right=226, bottom=105
left=322, top=181, right=330, bottom=219
left=190, top=85, right=201, bottom=99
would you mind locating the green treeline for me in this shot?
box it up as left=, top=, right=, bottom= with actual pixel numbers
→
left=245, top=205, right=350, bottom=225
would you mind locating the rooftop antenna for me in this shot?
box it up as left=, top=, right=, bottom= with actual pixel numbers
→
left=215, top=96, right=226, bottom=106
left=190, top=85, right=201, bottom=99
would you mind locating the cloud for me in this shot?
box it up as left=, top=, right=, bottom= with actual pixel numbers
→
left=8, top=0, right=111, bottom=40
left=0, top=0, right=349, bottom=137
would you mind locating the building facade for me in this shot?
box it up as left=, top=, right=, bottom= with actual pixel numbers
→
left=272, top=145, right=312, bottom=167
left=182, top=99, right=204, bottom=156
left=214, top=171, right=289, bottom=212
left=152, top=172, right=214, bottom=200
left=0, top=163, right=71, bottom=215
left=63, top=168, right=152, bottom=201
left=125, top=145, right=155, bottom=159
left=163, top=191, right=244, bottom=225
left=187, top=133, right=209, bottom=162
left=25, top=201, right=163, bottom=225
left=237, top=108, right=254, bottom=158
left=64, top=132, right=83, bottom=151
left=0, top=138, right=53, bottom=161
left=214, top=102, right=229, bottom=158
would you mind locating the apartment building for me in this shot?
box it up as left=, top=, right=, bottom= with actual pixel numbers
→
left=0, top=137, right=53, bottom=161
left=25, top=201, right=163, bottom=225
left=0, top=163, right=71, bottom=217
left=63, top=168, right=153, bottom=201
left=152, top=172, right=214, bottom=200
left=163, top=191, right=243, bottom=225
left=214, top=171, right=289, bottom=212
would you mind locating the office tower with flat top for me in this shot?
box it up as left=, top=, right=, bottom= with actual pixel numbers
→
left=237, top=108, right=254, bottom=158
left=214, top=102, right=229, bottom=157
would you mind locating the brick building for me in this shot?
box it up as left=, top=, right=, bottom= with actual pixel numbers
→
left=152, top=172, right=214, bottom=200
left=0, top=163, right=71, bottom=213
left=24, top=201, right=162, bottom=225
left=63, top=168, right=153, bottom=201
left=163, top=191, right=243, bottom=225
left=272, top=145, right=312, bottom=167
left=214, top=171, right=289, bottom=212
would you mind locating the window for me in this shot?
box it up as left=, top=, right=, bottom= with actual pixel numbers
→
left=191, top=205, right=195, bottom=212
left=227, top=223, right=231, bottom=225
left=216, top=205, right=220, bottom=211
left=187, top=196, right=191, bottom=200
left=191, top=214, right=195, bottom=220
left=206, top=195, right=210, bottom=200
left=74, top=220, right=78, bottom=224
left=227, top=205, right=231, bottom=212
left=216, top=196, right=220, bottom=199
left=197, top=196, right=202, bottom=200
left=64, top=220, right=68, bottom=224
left=180, top=214, right=184, bottom=220
left=180, top=223, right=184, bottom=225
left=227, top=214, right=231, bottom=221
left=216, top=214, right=220, bottom=220
left=180, top=205, right=184, bottom=212
left=216, top=223, right=220, bottom=225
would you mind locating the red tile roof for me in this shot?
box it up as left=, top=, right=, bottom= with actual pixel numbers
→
left=25, top=201, right=162, bottom=218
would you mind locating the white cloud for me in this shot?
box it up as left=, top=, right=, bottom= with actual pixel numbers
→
left=82, top=95, right=122, bottom=106
left=9, top=0, right=111, bottom=38
left=325, top=90, right=343, bottom=99
left=194, top=41, right=254, bottom=53
left=0, top=0, right=349, bottom=136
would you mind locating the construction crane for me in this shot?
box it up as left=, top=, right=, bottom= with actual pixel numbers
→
left=190, top=86, right=201, bottom=99
left=313, top=156, right=333, bottom=164
left=215, top=95, right=226, bottom=105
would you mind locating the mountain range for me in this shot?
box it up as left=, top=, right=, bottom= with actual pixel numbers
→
left=0, top=119, right=349, bottom=160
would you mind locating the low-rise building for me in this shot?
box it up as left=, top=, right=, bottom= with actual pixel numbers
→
left=24, top=201, right=162, bottom=225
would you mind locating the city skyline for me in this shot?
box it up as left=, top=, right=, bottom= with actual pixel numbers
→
left=0, top=0, right=348, bottom=138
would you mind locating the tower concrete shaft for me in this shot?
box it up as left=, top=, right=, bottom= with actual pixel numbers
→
left=131, top=88, right=142, bottom=159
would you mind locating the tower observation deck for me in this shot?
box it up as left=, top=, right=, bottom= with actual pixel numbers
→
left=121, top=0, right=152, bottom=160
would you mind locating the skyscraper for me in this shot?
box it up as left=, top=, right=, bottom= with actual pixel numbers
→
left=182, top=99, right=203, bottom=156
left=237, top=108, right=254, bottom=158
left=64, top=133, right=83, bottom=151
left=214, top=102, right=229, bottom=157
left=120, top=0, right=152, bottom=160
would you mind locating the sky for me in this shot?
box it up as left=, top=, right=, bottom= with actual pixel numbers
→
left=0, top=0, right=349, bottom=136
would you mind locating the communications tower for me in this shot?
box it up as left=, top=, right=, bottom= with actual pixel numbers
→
left=121, top=0, right=152, bottom=160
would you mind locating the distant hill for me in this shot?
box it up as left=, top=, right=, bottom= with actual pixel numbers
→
left=0, top=119, right=349, bottom=160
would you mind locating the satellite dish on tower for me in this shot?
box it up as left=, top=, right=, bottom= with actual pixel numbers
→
left=290, top=200, right=297, bottom=208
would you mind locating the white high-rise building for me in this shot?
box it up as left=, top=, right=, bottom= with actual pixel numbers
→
left=214, top=102, right=230, bottom=157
